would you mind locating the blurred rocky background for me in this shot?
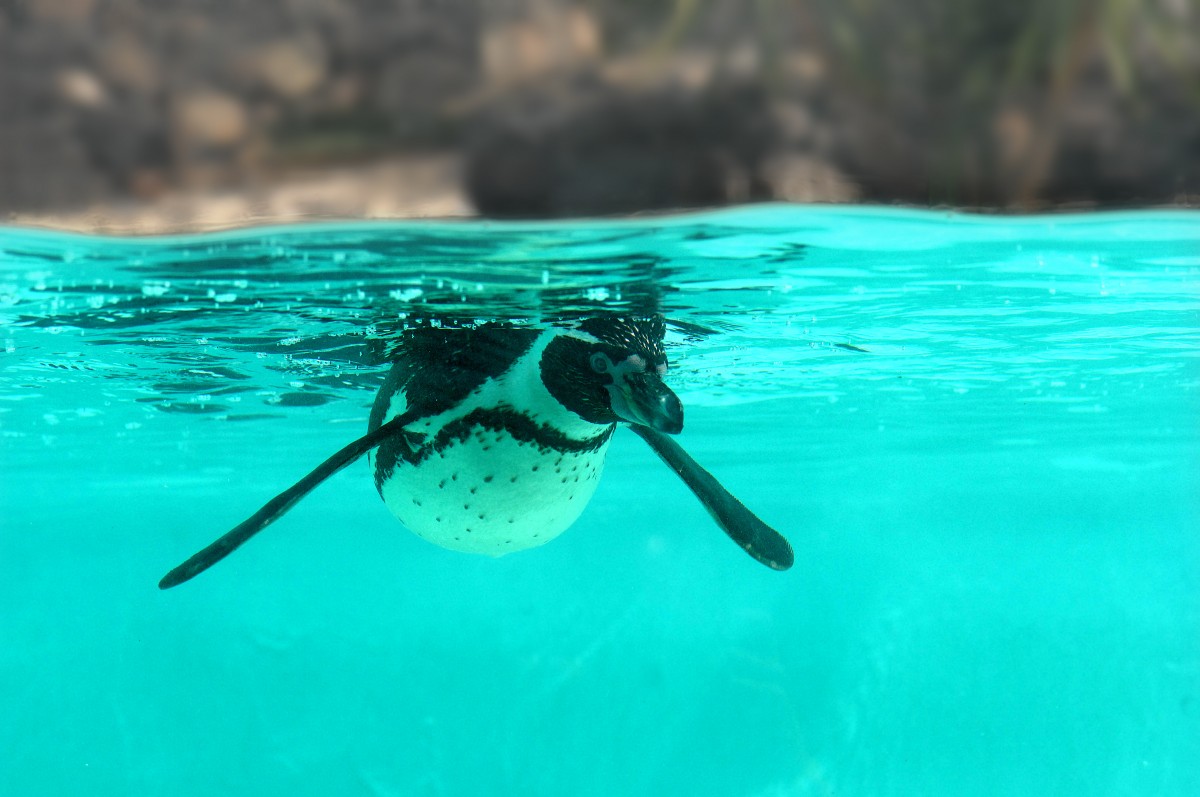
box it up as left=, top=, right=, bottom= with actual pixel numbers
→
left=1, top=0, right=1197, bottom=231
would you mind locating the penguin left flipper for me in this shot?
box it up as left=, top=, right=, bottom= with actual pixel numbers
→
left=630, top=425, right=794, bottom=571
left=158, top=411, right=421, bottom=589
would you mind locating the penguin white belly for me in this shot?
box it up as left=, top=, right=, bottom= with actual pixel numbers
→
left=378, top=431, right=610, bottom=556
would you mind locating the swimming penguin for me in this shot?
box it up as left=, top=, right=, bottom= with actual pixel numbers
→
left=159, top=316, right=792, bottom=589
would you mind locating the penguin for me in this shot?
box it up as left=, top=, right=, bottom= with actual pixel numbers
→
left=159, top=316, right=792, bottom=589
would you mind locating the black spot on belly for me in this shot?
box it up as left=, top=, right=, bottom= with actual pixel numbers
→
left=470, top=486, right=477, bottom=495
left=483, top=475, right=494, bottom=483
left=510, top=475, right=518, bottom=483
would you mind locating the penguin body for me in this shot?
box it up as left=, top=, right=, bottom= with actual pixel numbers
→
left=366, top=326, right=613, bottom=555
left=157, top=315, right=793, bottom=590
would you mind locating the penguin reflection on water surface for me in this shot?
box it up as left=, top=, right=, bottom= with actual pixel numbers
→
left=159, top=316, right=792, bottom=589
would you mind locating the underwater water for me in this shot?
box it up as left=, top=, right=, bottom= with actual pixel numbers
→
left=1, top=205, right=1198, bottom=796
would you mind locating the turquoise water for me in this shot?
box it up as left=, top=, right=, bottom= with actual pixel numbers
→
left=1, top=205, right=1198, bottom=796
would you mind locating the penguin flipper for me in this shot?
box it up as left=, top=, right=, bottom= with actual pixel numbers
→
left=158, top=412, right=419, bottom=589
left=629, top=425, right=794, bottom=571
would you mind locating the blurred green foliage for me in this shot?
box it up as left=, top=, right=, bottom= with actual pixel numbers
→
left=646, top=0, right=1199, bottom=204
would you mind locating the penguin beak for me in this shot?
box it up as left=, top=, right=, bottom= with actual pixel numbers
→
left=606, top=371, right=684, bottom=434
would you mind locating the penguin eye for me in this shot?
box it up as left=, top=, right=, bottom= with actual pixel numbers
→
left=589, top=353, right=611, bottom=374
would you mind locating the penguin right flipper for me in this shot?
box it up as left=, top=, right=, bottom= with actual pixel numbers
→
left=630, top=425, right=794, bottom=571
left=158, top=411, right=420, bottom=590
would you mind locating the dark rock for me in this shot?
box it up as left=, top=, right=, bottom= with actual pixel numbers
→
left=464, top=75, right=781, bottom=217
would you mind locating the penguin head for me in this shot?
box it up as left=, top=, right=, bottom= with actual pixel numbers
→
left=542, top=315, right=684, bottom=434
